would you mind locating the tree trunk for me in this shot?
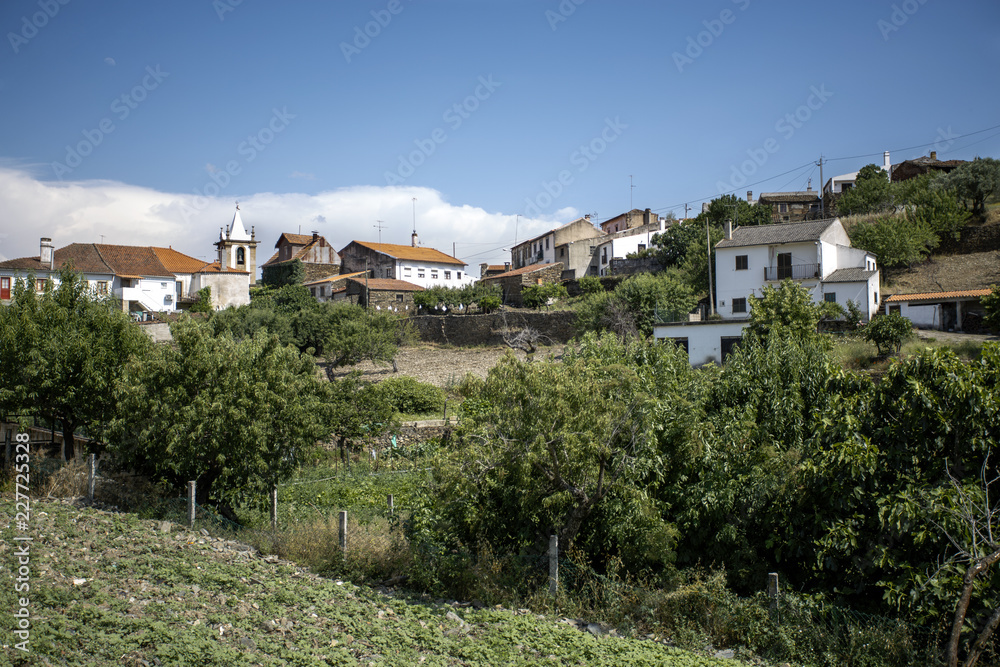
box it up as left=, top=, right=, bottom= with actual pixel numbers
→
left=948, top=547, right=1000, bottom=667
left=965, top=604, right=1000, bottom=667
left=61, top=419, right=76, bottom=461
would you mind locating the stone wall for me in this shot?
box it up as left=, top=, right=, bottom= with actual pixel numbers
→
left=936, top=224, right=1000, bottom=254
left=409, top=310, right=578, bottom=346
left=609, top=257, right=663, bottom=276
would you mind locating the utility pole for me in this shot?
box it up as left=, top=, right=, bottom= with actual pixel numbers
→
left=817, top=155, right=826, bottom=219
left=684, top=203, right=690, bottom=220
left=707, top=217, right=716, bottom=317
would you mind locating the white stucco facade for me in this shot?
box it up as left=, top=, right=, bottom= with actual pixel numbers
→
left=653, top=320, right=751, bottom=367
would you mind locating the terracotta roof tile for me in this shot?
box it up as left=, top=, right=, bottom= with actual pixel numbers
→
left=304, top=271, right=367, bottom=286
left=276, top=232, right=316, bottom=248
left=197, top=261, right=249, bottom=274
left=345, top=241, right=465, bottom=266
left=152, top=247, right=211, bottom=273
left=0, top=243, right=115, bottom=274
left=885, top=288, right=992, bottom=304
left=346, top=277, right=425, bottom=291
left=95, top=244, right=174, bottom=278
left=824, top=268, right=878, bottom=283
left=480, top=262, right=559, bottom=280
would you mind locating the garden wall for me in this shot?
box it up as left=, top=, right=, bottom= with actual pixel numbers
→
left=409, top=310, right=578, bottom=346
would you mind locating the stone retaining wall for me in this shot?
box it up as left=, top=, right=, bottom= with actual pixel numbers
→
left=409, top=310, right=578, bottom=346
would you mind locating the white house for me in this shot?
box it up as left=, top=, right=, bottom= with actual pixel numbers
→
left=510, top=216, right=605, bottom=273
left=339, top=235, right=474, bottom=289
left=593, top=216, right=669, bottom=277
left=654, top=217, right=880, bottom=366
left=0, top=234, right=250, bottom=314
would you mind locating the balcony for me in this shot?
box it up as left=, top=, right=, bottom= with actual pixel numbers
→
left=764, top=263, right=819, bottom=281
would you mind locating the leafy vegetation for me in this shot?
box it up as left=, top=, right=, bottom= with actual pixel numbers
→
left=575, top=272, right=697, bottom=337
left=413, top=282, right=501, bottom=313
left=861, top=312, right=914, bottom=356
left=521, top=282, right=569, bottom=309
left=983, top=284, right=1000, bottom=333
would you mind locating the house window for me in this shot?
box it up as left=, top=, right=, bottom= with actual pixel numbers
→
left=404, top=267, right=411, bottom=275
left=874, top=292, right=878, bottom=303
left=735, top=255, right=748, bottom=270
left=417, top=270, right=425, bottom=278
left=385, top=268, right=393, bottom=278
left=601, top=248, right=608, bottom=264
left=431, top=271, right=438, bottom=279
left=35, top=279, right=46, bottom=292
left=396, top=294, right=404, bottom=302
left=311, top=287, right=317, bottom=297
left=96, top=281, right=109, bottom=294
left=824, top=293, right=837, bottom=303
left=457, top=272, right=462, bottom=279
left=777, top=252, right=792, bottom=279
left=732, top=297, right=747, bottom=314
left=444, top=271, right=451, bottom=280
left=560, top=247, right=565, bottom=257
left=638, top=244, right=646, bottom=252
left=778, top=203, right=788, bottom=213
left=889, top=305, right=901, bottom=315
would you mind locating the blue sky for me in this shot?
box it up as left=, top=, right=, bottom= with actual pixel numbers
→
left=1, top=0, right=998, bottom=268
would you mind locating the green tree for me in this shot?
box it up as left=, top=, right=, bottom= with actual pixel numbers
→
left=614, top=271, right=697, bottom=336
left=110, top=319, right=333, bottom=514
left=861, top=312, right=913, bottom=356
left=848, top=215, right=938, bottom=269
left=897, top=173, right=970, bottom=240
left=324, top=304, right=413, bottom=372
left=521, top=282, right=568, bottom=309
left=746, top=280, right=838, bottom=342
left=983, top=284, right=1000, bottom=332
left=938, top=157, right=1000, bottom=219
left=410, top=333, right=697, bottom=580
left=188, top=286, right=213, bottom=313
left=0, top=270, right=151, bottom=459
left=836, top=164, right=895, bottom=216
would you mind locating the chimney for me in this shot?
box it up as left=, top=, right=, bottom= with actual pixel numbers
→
left=411, top=231, right=418, bottom=247
left=702, top=202, right=710, bottom=213
left=747, top=190, right=753, bottom=203
left=883, top=151, right=891, bottom=170
left=480, top=262, right=488, bottom=277
left=312, top=231, right=319, bottom=242
left=40, top=238, right=54, bottom=269
left=930, top=150, right=937, bottom=160
left=644, top=208, right=651, bottom=226
left=584, top=214, right=590, bottom=221
left=504, top=262, right=510, bottom=271
left=807, top=179, right=812, bottom=192
left=724, top=219, right=732, bottom=241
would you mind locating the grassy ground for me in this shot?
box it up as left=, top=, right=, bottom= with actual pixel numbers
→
left=0, top=499, right=742, bottom=667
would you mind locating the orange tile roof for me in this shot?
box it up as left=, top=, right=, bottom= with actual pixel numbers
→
left=94, top=244, right=173, bottom=278
left=303, top=271, right=366, bottom=286
left=346, top=241, right=465, bottom=266
left=153, top=247, right=211, bottom=273
left=480, top=262, right=558, bottom=280
left=276, top=232, right=316, bottom=248
left=0, top=243, right=115, bottom=274
left=261, top=250, right=280, bottom=267
left=197, top=261, right=249, bottom=274
left=346, top=277, right=425, bottom=291
left=885, top=288, right=992, bottom=303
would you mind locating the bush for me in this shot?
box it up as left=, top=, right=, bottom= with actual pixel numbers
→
left=477, top=294, right=501, bottom=313
left=522, top=282, right=568, bottom=309
left=577, top=275, right=604, bottom=295
left=862, top=312, right=913, bottom=356
left=366, top=376, right=445, bottom=415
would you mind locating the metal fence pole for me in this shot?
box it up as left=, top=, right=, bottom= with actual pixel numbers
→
left=188, top=481, right=197, bottom=529
left=549, top=534, right=559, bottom=597
left=338, top=510, right=348, bottom=556
left=387, top=494, right=394, bottom=515
left=87, top=454, right=96, bottom=502
left=768, top=572, right=780, bottom=619
left=270, top=486, right=278, bottom=531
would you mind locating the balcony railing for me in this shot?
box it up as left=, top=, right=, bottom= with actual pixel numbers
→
left=764, top=263, right=819, bottom=281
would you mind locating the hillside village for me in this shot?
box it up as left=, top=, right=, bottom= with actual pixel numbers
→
left=2, top=150, right=997, bottom=366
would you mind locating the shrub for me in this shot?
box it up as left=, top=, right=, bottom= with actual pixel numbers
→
left=862, top=312, right=913, bottom=356
left=983, top=284, right=1000, bottom=332
left=477, top=294, right=501, bottom=313
left=522, top=282, right=568, bottom=309
left=366, top=376, right=445, bottom=415
left=577, top=275, right=604, bottom=295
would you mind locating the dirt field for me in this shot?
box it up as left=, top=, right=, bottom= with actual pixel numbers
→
left=886, top=250, right=1000, bottom=294
left=329, top=343, right=565, bottom=387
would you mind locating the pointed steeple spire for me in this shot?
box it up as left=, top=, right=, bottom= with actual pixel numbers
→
left=228, top=203, right=250, bottom=241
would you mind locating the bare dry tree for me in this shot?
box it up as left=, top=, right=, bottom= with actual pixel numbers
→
left=499, top=309, right=551, bottom=359
left=926, top=456, right=1000, bottom=667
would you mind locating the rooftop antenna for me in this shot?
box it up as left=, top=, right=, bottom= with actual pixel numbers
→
left=100, top=234, right=105, bottom=244
left=411, top=197, right=417, bottom=235
left=630, top=175, right=636, bottom=211
left=513, top=214, right=519, bottom=245
left=374, top=220, right=386, bottom=244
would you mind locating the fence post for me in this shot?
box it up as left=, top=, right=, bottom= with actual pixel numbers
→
left=270, top=486, right=278, bottom=531
left=87, top=454, right=96, bottom=502
left=387, top=494, right=394, bottom=515
left=549, top=534, right=559, bottom=597
left=768, top=572, right=780, bottom=617
left=4, top=429, right=10, bottom=470
left=338, top=510, right=348, bottom=556
left=188, top=481, right=197, bottom=529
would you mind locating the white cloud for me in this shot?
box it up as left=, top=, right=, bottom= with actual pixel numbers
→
left=0, top=167, right=563, bottom=272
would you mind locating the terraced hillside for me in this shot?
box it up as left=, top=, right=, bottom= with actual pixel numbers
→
left=0, top=501, right=743, bottom=666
